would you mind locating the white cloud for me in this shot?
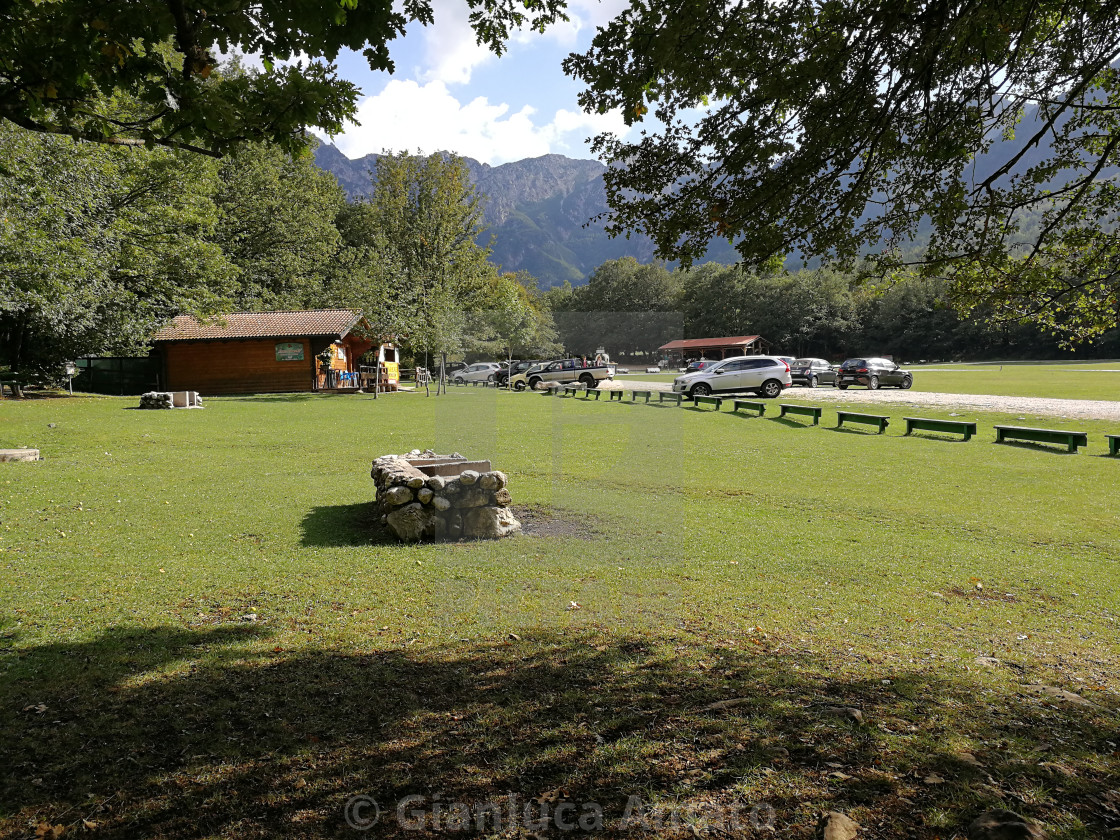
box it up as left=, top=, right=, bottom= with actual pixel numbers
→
left=418, top=0, right=631, bottom=84
left=419, top=0, right=495, bottom=85
left=330, top=80, right=630, bottom=164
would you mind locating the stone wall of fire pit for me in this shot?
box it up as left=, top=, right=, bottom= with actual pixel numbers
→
left=371, top=449, right=521, bottom=541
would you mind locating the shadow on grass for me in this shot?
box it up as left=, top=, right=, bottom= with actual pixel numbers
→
left=216, top=393, right=360, bottom=404
left=994, top=440, right=1081, bottom=455
left=1, top=627, right=1115, bottom=839
left=300, top=502, right=390, bottom=547
left=766, top=417, right=818, bottom=429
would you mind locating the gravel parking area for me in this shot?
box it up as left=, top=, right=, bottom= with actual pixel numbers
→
left=601, top=379, right=1120, bottom=422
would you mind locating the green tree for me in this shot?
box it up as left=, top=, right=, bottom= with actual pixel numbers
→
left=566, top=0, right=1120, bottom=342
left=213, top=142, right=345, bottom=310
left=553, top=257, right=681, bottom=357
left=359, top=152, right=493, bottom=372
left=468, top=270, right=560, bottom=361
left=0, top=0, right=567, bottom=157
left=0, top=123, right=234, bottom=393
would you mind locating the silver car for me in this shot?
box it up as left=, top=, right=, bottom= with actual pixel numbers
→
left=672, top=355, right=792, bottom=398
left=452, top=362, right=501, bottom=384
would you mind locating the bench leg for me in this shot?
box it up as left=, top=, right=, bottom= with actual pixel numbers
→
left=1111, top=439, right=1119, bottom=456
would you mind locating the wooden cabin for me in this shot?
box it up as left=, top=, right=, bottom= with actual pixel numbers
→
left=151, top=309, right=374, bottom=395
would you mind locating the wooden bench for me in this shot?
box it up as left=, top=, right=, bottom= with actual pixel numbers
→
left=630, top=389, right=653, bottom=403
left=608, top=390, right=624, bottom=401
left=584, top=388, right=603, bottom=400
left=658, top=392, right=684, bottom=406
left=1107, top=434, right=1120, bottom=456
left=732, top=399, right=766, bottom=416
left=692, top=395, right=723, bottom=410
left=836, top=411, right=890, bottom=433
left=904, top=416, right=977, bottom=441
left=561, top=383, right=586, bottom=397
left=779, top=404, right=822, bottom=425
left=995, top=425, right=1088, bottom=453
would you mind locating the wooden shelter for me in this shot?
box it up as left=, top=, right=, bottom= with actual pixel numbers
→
left=151, top=309, right=374, bottom=395
left=658, top=335, right=772, bottom=362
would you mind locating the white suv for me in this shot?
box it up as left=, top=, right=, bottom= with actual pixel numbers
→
left=452, top=362, right=501, bottom=384
left=672, top=355, right=792, bottom=398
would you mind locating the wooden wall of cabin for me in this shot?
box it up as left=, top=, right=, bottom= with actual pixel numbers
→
left=162, top=338, right=314, bottom=394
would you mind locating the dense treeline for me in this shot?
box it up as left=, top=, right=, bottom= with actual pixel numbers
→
left=547, top=258, right=1120, bottom=362
left=0, top=124, right=559, bottom=389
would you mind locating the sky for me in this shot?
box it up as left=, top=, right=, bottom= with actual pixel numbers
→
left=315, top=0, right=634, bottom=166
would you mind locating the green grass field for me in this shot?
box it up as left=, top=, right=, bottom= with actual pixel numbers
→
left=2, top=388, right=1118, bottom=838
left=619, top=361, right=1120, bottom=400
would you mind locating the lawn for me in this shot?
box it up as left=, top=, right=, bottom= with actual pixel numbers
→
left=620, top=361, right=1120, bottom=400
left=1, top=389, right=1118, bottom=838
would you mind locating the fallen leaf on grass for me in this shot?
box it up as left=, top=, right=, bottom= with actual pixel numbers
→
left=702, top=698, right=750, bottom=712
left=924, top=773, right=946, bottom=784
left=36, top=825, right=65, bottom=839
left=566, top=601, right=581, bottom=611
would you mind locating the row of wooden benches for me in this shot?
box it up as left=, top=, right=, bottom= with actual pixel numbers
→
left=543, top=384, right=1115, bottom=454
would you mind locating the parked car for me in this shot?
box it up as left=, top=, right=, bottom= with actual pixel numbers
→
left=672, top=355, right=791, bottom=398
left=835, top=358, right=913, bottom=390
left=508, top=358, right=614, bottom=391
left=452, top=362, right=502, bottom=384
left=494, top=359, right=542, bottom=387
left=789, top=358, right=837, bottom=387
left=685, top=358, right=718, bottom=373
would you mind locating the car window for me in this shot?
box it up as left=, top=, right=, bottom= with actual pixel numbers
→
left=720, top=360, right=748, bottom=371
left=793, top=359, right=813, bottom=366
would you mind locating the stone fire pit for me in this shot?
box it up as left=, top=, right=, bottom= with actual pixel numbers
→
left=371, top=449, right=521, bottom=541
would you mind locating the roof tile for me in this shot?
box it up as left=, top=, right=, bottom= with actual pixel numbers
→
left=153, top=309, right=362, bottom=342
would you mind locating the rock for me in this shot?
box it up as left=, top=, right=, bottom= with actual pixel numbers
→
left=479, top=471, right=507, bottom=490
left=386, top=503, right=438, bottom=542
left=406, top=476, right=426, bottom=489
left=426, top=475, right=446, bottom=491
left=967, top=809, right=1045, bottom=840
left=416, top=487, right=434, bottom=504
left=459, top=469, right=479, bottom=485
left=462, top=506, right=521, bottom=539
left=493, top=488, right=513, bottom=506
left=432, top=496, right=451, bottom=512
left=1019, top=684, right=1095, bottom=707
left=0, top=449, right=40, bottom=462
left=817, top=811, right=859, bottom=840
left=370, top=455, right=428, bottom=489
left=974, top=656, right=1002, bottom=668
left=443, top=478, right=462, bottom=495
left=382, top=485, right=414, bottom=506
left=821, top=706, right=864, bottom=724
left=453, top=488, right=491, bottom=509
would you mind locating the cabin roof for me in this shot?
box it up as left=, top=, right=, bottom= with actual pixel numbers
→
left=152, top=309, right=363, bottom=342
left=658, top=335, right=762, bottom=351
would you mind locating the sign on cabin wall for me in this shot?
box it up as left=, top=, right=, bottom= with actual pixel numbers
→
left=275, top=342, right=305, bottom=361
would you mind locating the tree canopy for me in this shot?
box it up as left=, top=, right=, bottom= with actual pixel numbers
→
left=565, top=0, right=1120, bottom=342
left=0, top=0, right=568, bottom=156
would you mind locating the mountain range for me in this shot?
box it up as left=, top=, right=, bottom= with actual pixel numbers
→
left=313, top=143, right=701, bottom=288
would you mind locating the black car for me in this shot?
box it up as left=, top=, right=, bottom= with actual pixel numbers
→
left=789, top=358, right=836, bottom=387
left=495, top=359, right=541, bottom=387
left=835, top=358, right=913, bottom=390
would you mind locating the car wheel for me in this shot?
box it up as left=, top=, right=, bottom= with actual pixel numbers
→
left=759, top=379, right=782, bottom=399
left=690, top=382, right=712, bottom=397
left=807, top=375, right=816, bottom=389
left=837, top=381, right=848, bottom=390
left=579, top=373, right=595, bottom=387
left=453, top=376, right=464, bottom=385
left=487, top=373, right=496, bottom=383
left=513, top=381, right=526, bottom=391
left=867, top=375, right=880, bottom=390
left=529, top=377, right=543, bottom=391
left=900, top=376, right=913, bottom=390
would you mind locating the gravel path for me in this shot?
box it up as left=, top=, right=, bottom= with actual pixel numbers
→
left=601, top=379, right=1120, bottom=422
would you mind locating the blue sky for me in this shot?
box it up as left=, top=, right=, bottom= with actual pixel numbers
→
left=316, top=0, right=634, bottom=165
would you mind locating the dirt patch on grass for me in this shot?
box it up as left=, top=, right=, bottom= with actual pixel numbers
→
left=946, top=586, right=1018, bottom=602
left=512, top=504, right=600, bottom=538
